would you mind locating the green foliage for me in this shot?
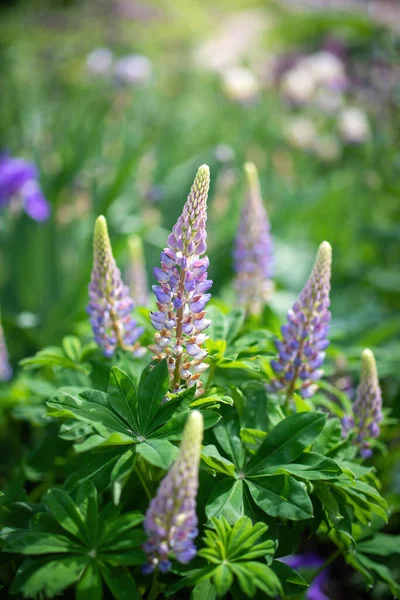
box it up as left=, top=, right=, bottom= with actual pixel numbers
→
left=0, top=480, right=143, bottom=598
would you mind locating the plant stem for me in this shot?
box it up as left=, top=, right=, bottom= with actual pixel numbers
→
left=147, top=572, right=160, bottom=600
left=308, top=547, right=341, bottom=584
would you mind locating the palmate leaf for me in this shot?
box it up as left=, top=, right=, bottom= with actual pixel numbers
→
left=169, top=517, right=281, bottom=599
left=2, top=480, right=144, bottom=599
left=48, top=361, right=220, bottom=493
left=206, top=479, right=245, bottom=523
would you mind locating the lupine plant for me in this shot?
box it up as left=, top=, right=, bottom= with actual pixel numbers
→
left=0, top=164, right=399, bottom=600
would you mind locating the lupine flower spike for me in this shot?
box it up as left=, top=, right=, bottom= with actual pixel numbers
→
left=149, top=165, right=212, bottom=393
left=143, top=410, right=204, bottom=573
left=0, top=309, right=12, bottom=381
left=87, top=216, right=144, bottom=357
left=269, top=241, right=332, bottom=399
left=127, top=234, right=149, bottom=307
left=342, top=349, right=383, bottom=458
left=233, top=162, right=273, bottom=315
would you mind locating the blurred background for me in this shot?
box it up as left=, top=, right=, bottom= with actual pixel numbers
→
left=0, top=0, right=400, bottom=508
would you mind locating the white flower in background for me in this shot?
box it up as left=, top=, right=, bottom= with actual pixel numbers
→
left=86, top=48, right=113, bottom=76
left=306, top=51, right=347, bottom=90
left=313, top=87, right=344, bottom=114
left=285, top=117, right=317, bottom=150
left=314, top=135, right=341, bottom=162
left=222, top=67, right=259, bottom=102
left=338, top=107, right=370, bottom=143
left=281, top=65, right=316, bottom=104
left=214, top=144, right=235, bottom=163
left=113, top=54, right=153, bottom=84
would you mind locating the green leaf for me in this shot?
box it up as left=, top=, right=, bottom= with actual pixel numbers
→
left=46, top=488, right=87, bottom=545
left=101, top=564, right=139, bottom=600
left=65, top=448, right=123, bottom=493
left=206, top=479, right=244, bottom=524
left=357, top=533, right=400, bottom=556
left=271, top=560, right=309, bottom=596
left=242, top=562, right=282, bottom=597
left=355, top=553, right=400, bottom=597
left=246, top=475, right=313, bottom=520
left=201, top=445, right=236, bottom=477
left=213, top=414, right=245, bottom=469
left=137, top=359, right=169, bottom=434
left=252, top=452, right=342, bottom=480
left=247, top=412, right=327, bottom=475
left=110, top=448, right=136, bottom=506
left=213, top=564, right=234, bottom=596
left=108, top=367, right=139, bottom=432
left=313, top=417, right=344, bottom=455
left=241, top=383, right=269, bottom=431
left=191, top=580, right=217, bottom=600
left=11, top=556, right=90, bottom=598
left=226, top=309, right=246, bottom=344
left=0, top=529, right=82, bottom=555
left=100, top=512, right=144, bottom=548
left=207, top=306, right=229, bottom=342
left=136, top=439, right=178, bottom=469
left=47, top=393, right=132, bottom=439
left=240, top=428, right=267, bottom=454
left=62, top=336, right=82, bottom=362
left=76, top=562, right=103, bottom=600
left=75, top=480, right=98, bottom=546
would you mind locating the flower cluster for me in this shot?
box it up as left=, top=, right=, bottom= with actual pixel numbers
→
left=142, top=410, right=203, bottom=573
left=0, top=312, right=12, bottom=382
left=269, top=241, right=332, bottom=399
left=149, top=165, right=212, bottom=393
left=342, top=349, right=383, bottom=458
left=87, top=216, right=143, bottom=358
left=0, top=154, right=50, bottom=222
left=233, top=162, right=273, bottom=315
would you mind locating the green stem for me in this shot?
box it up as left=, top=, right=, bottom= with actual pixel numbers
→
left=147, top=572, right=160, bottom=600
left=308, top=548, right=341, bottom=584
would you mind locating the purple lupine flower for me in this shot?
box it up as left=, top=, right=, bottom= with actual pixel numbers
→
left=342, top=349, right=383, bottom=458
left=87, top=216, right=144, bottom=358
left=149, top=165, right=212, bottom=394
left=142, top=410, right=204, bottom=573
left=0, top=154, right=50, bottom=222
left=126, top=234, right=149, bottom=307
left=281, top=554, right=330, bottom=600
left=233, top=162, right=273, bottom=315
left=0, top=311, right=12, bottom=382
left=268, top=241, right=332, bottom=399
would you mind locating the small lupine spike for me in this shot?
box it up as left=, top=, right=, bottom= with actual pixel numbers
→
left=234, top=162, right=274, bottom=315
left=149, top=165, right=212, bottom=394
left=87, top=216, right=144, bottom=357
left=142, top=410, right=204, bottom=573
left=0, top=310, right=12, bottom=381
left=268, top=241, right=332, bottom=399
left=342, top=349, right=383, bottom=458
left=126, top=234, right=149, bottom=307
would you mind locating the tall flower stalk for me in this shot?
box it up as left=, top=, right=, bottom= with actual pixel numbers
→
left=0, top=310, right=12, bottom=381
left=143, top=410, right=203, bottom=573
left=233, top=162, right=274, bottom=315
left=149, top=165, right=212, bottom=393
left=269, top=241, right=332, bottom=400
left=127, top=234, right=149, bottom=307
left=87, top=216, right=144, bottom=357
left=342, top=349, right=383, bottom=458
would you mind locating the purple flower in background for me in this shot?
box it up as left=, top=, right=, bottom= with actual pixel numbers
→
left=282, top=554, right=330, bottom=600
left=0, top=311, right=12, bottom=382
left=268, top=241, right=332, bottom=400
left=0, top=154, right=50, bottom=222
left=281, top=554, right=330, bottom=600
left=149, top=165, right=212, bottom=394
left=233, top=162, right=274, bottom=316
left=87, top=216, right=144, bottom=358
left=126, top=234, right=149, bottom=307
left=143, top=410, right=203, bottom=574
left=342, top=349, right=383, bottom=458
